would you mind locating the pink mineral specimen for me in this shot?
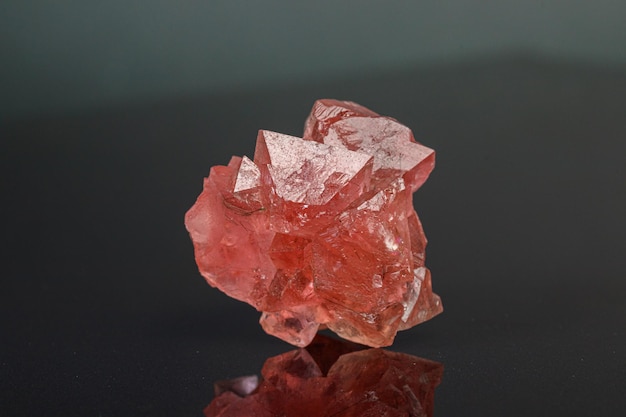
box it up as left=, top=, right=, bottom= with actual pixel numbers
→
left=185, top=99, right=442, bottom=348
left=204, top=335, right=443, bottom=417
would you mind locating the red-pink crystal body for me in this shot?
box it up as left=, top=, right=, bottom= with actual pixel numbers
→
left=185, top=99, right=442, bottom=348
left=203, top=335, right=443, bottom=417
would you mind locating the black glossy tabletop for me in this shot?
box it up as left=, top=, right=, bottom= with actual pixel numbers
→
left=2, top=56, right=625, bottom=416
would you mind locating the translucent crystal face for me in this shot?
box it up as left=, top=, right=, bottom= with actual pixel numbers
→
left=185, top=99, right=442, bottom=348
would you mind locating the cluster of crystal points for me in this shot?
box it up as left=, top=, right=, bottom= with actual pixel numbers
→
left=185, top=99, right=442, bottom=348
left=204, top=335, right=443, bottom=417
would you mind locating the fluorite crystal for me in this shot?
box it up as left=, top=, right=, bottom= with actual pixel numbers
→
left=185, top=99, right=442, bottom=347
left=204, top=335, right=443, bottom=417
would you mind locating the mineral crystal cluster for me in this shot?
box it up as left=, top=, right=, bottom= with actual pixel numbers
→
left=185, top=99, right=442, bottom=348
left=204, top=335, right=443, bottom=417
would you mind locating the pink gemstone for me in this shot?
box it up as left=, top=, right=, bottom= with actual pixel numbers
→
left=254, top=129, right=373, bottom=235
left=185, top=99, right=442, bottom=348
left=303, top=98, right=379, bottom=143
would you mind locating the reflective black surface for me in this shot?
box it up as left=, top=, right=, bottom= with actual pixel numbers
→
left=1, top=56, right=625, bottom=416
left=204, top=334, right=442, bottom=417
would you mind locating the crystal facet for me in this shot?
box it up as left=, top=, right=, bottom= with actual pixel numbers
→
left=185, top=99, right=442, bottom=347
left=204, top=335, right=443, bottom=417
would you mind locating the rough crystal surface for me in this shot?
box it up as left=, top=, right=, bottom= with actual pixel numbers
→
left=185, top=99, right=442, bottom=347
left=204, top=335, right=443, bottom=417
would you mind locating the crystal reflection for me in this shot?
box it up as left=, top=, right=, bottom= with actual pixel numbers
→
left=205, top=335, right=443, bottom=417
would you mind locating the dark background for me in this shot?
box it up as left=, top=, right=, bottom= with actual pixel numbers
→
left=1, top=3, right=625, bottom=416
